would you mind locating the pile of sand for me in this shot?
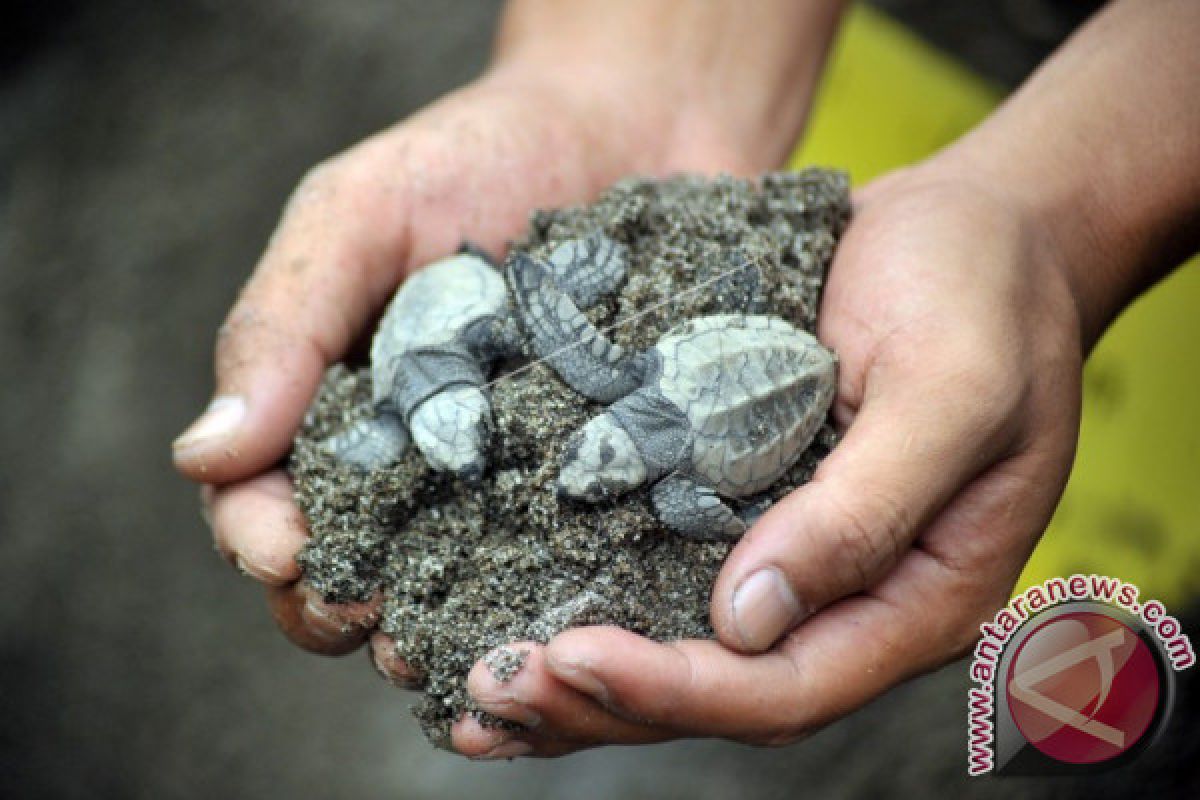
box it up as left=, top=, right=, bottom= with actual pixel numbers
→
left=290, top=171, right=849, bottom=744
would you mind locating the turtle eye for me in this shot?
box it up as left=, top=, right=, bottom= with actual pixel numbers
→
left=598, top=443, right=616, bottom=465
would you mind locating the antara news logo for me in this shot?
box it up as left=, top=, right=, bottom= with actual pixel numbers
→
left=966, top=574, right=1194, bottom=776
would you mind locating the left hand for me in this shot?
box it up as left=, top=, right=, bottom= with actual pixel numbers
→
left=447, top=162, right=1086, bottom=758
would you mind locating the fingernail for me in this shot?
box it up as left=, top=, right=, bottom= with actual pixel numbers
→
left=544, top=652, right=610, bottom=710
left=472, top=690, right=542, bottom=729
left=298, top=601, right=355, bottom=647
left=483, top=700, right=541, bottom=729
left=371, top=633, right=422, bottom=688
left=303, top=594, right=347, bottom=635
left=174, top=395, right=245, bottom=452
left=731, top=567, right=806, bottom=652
left=474, top=740, right=533, bottom=761
left=234, top=553, right=284, bottom=583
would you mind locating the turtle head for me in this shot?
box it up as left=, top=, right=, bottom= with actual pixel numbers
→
left=557, top=414, right=647, bottom=502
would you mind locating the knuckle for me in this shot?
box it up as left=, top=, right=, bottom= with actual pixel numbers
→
left=823, top=491, right=908, bottom=590
left=213, top=305, right=278, bottom=376
left=290, top=159, right=345, bottom=209
left=627, top=643, right=696, bottom=725
left=213, top=292, right=326, bottom=380
left=279, top=155, right=370, bottom=231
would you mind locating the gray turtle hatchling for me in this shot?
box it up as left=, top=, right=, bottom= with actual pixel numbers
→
left=507, top=253, right=837, bottom=539
left=327, top=235, right=628, bottom=479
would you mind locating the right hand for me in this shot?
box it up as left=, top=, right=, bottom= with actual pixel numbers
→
left=171, top=63, right=765, bottom=669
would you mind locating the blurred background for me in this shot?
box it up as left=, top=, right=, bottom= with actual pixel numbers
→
left=2, top=1, right=1196, bottom=797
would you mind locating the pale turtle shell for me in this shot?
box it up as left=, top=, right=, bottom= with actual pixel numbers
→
left=370, top=253, right=508, bottom=407
left=654, top=314, right=836, bottom=496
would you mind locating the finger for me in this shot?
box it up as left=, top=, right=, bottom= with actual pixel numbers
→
left=172, top=153, right=415, bottom=484
left=207, top=471, right=307, bottom=585
left=466, top=643, right=670, bottom=745
left=544, top=626, right=805, bottom=742
left=711, top=359, right=1022, bottom=654
left=266, top=582, right=379, bottom=656
left=545, top=569, right=969, bottom=745
left=547, top=447, right=1064, bottom=744
left=451, top=715, right=583, bottom=760
left=369, top=632, right=423, bottom=690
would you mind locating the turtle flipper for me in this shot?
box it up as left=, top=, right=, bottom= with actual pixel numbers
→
left=461, top=313, right=524, bottom=364
left=545, top=233, right=629, bottom=310
left=651, top=473, right=747, bottom=540
left=323, top=411, right=411, bottom=470
left=506, top=251, right=642, bottom=403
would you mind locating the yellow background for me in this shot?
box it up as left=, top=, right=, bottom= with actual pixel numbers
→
left=789, top=6, right=1200, bottom=604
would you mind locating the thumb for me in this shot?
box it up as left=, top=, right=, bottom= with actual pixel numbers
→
left=171, top=158, right=414, bottom=484
left=711, top=366, right=1020, bottom=653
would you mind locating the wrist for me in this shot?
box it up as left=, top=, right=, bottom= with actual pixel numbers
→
left=921, top=0, right=1200, bottom=351
left=483, top=54, right=798, bottom=177
left=487, top=0, right=845, bottom=175
left=926, top=138, right=1132, bottom=352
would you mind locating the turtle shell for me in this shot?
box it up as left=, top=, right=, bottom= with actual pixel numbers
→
left=369, top=253, right=508, bottom=407
left=654, top=314, right=836, bottom=496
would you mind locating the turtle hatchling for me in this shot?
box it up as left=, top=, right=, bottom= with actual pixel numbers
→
left=326, top=234, right=629, bottom=478
left=507, top=252, right=837, bottom=539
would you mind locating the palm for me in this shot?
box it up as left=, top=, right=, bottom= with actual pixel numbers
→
left=180, top=83, right=641, bottom=634
left=177, top=73, right=1089, bottom=752
left=815, top=173, right=1083, bottom=603
left=178, top=74, right=751, bottom=664
left=448, top=169, right=1086, bottom=756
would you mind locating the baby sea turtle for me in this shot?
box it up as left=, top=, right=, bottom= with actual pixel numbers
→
left=507, top=253, right=836, bottom=539
left=327, top=235, right=628, bottom=478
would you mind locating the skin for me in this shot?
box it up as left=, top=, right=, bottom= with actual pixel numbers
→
left=174, top=0, right=1199, bottom=759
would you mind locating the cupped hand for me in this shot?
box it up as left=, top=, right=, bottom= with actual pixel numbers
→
left=456, top=163, right=1087, bottom=758
left=173, top=66, right=755, bottom=662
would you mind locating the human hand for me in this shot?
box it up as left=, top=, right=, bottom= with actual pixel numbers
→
left=172, top=68, right=704, bottom=658
left=458, top=0, right=1200, bottom=759
left=455, top=162, right=1086, bottom=757
left=174, top=0, right=837, bottom=672
left=172, top=0, right=838, bottom=668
